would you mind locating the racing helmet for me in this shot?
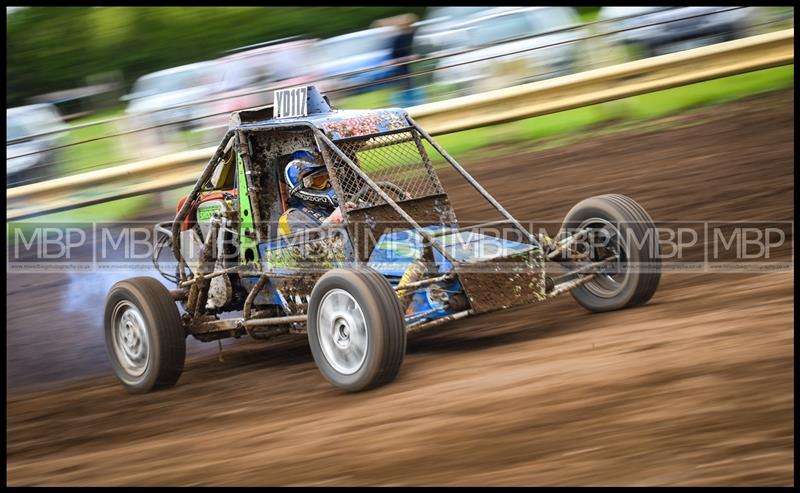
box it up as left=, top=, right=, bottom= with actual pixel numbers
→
left=284, top=148, right=338, bottom=209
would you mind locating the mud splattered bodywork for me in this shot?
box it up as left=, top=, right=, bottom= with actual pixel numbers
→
left=454, top=250, right=547, bottom=314
left=320, top=110, right=409, bottom=140
left=108, top=84, right=660, bottom=394
left=160, top=85, right=627, bottom=339
left=260, top=227, right=349, bottom=273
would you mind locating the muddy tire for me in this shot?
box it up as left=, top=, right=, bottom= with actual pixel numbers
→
left=560, top=194, right=661, bottom=312
left=307, top=267, right=406, bottom=392
left=104, top=277, right=186, bottom=393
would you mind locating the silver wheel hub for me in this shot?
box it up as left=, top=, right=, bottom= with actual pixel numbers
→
left=333, top=318, right=351, bottom=348
left=111, top=301, right=150, bottom=378
left=317, top=289, right=368, bottom=375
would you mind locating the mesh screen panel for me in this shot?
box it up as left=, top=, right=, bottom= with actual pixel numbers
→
left=324, top=129, right=445, bottom=210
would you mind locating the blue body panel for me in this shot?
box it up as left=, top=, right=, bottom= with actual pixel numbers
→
left=365, top=225, right=537, bottom=324
left=240, top=276, right=283, bottom=306
left=253, top=224, right=536, bottom=326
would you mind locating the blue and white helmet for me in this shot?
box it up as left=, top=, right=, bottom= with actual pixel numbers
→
left=284, top=148, right=338, bottom=209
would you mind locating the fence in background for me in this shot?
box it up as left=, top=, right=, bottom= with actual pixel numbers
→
left=6, top=28, right=794, bottom=221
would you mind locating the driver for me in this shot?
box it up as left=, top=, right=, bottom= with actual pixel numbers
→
left=278, top=148, right=352, bottom=236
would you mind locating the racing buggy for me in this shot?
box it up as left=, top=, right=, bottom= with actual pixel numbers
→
left=104, top=86, right=661, bottom=393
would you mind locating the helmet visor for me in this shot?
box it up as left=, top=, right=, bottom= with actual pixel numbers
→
left=303, top=169, right=330, bottom=190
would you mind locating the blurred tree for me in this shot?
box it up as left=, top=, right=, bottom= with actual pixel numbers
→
left=573, top=7, right=601, bottom=22
left=6, top=6, right=426, bottom=107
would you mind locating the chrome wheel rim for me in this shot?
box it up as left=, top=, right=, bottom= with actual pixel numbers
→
left=111, top=301, right=150, bottom=378
left=579, top=217, right=629, bottom=298
left=317, top=289, right=368, bottom=375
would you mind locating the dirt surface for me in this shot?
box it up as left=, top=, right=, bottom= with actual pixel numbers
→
left=6, top=90, right=794, bottom=486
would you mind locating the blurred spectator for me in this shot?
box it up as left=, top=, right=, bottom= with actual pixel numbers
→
left=387, top=13, right=425, bottom=107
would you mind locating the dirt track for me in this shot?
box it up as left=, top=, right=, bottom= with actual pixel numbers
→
left=6, top=90, right=794, bottom=485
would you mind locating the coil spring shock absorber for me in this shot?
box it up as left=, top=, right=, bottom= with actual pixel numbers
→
left=396, top=259, right=427, bottom=309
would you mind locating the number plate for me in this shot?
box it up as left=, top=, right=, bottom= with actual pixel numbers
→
left=274, top=86, right=308, bottom=119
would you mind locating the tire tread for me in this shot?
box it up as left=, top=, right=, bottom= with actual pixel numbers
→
left=308, top=267, right=406, bottom=392
left=561, top=194, right=661, bottom=312
left=106, top=276, right=185, bottom=393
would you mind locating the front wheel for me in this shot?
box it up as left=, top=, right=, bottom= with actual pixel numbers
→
left=307, top=267, right=406, bottom=392
left=559, top=194, right=661, bottom=312
left=104, top=277, right=186, bottom=393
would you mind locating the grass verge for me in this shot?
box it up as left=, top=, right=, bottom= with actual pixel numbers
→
left=432, top=65, right=793, bottom=160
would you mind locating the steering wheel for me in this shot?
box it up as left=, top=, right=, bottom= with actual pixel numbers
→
left=350, top=181, right=411, bottom=205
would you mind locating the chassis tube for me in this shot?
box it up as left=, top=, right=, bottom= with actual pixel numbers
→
left=191, top=315, right=307, bottom=334
left=406, top=309, right=473, bottom=333
left=407, top=115, right=540, bottom=249
left=179, top=265, right=245, bottom=288
left=313, top=129, right=459, bottom=264
left=394, top=273, right=455, bottom=292
left=546, top=227, right=591, bottom=260
left=192, top=217, right=221, bottom=320
left=243, top=315, right=308, bottom=328
left=547, top=256, right=619, bottom=297
left=243, top=274, right=270, bottom=320
left=171, top=130, right=235, bottom=281
left=236, top=130, right=266, bottom=244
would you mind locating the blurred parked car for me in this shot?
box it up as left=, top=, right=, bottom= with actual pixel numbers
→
left=312, top=26, right=401, bottom=96
left=123, top=61, right=222, bottom=131
left=6, top=104, right=68, bottom=187
left=429, top=7, right=584, bottom=96
left=599, top=6, right=754, bottom=58
left=190, top=38, right=318, bottom=141
left=120, top=61, right=223, bottom=155
left=414, top=6, right=496, bottom=55
left=411, top=7, right=496, bottom=100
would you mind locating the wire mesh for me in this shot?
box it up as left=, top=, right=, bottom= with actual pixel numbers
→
left=325, top=128, right=446, bottom=210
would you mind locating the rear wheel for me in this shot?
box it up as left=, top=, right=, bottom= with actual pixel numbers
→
left=307, top=267, right=406, bottom=392
left=560, top=194, right=661, bottom=312
left=104, top=277, right=186, bottom=393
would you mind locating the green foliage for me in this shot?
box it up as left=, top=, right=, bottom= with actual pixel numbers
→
left=574, top=7, right=601, bottom=22
left=7, top=7, right=426, bottom=106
